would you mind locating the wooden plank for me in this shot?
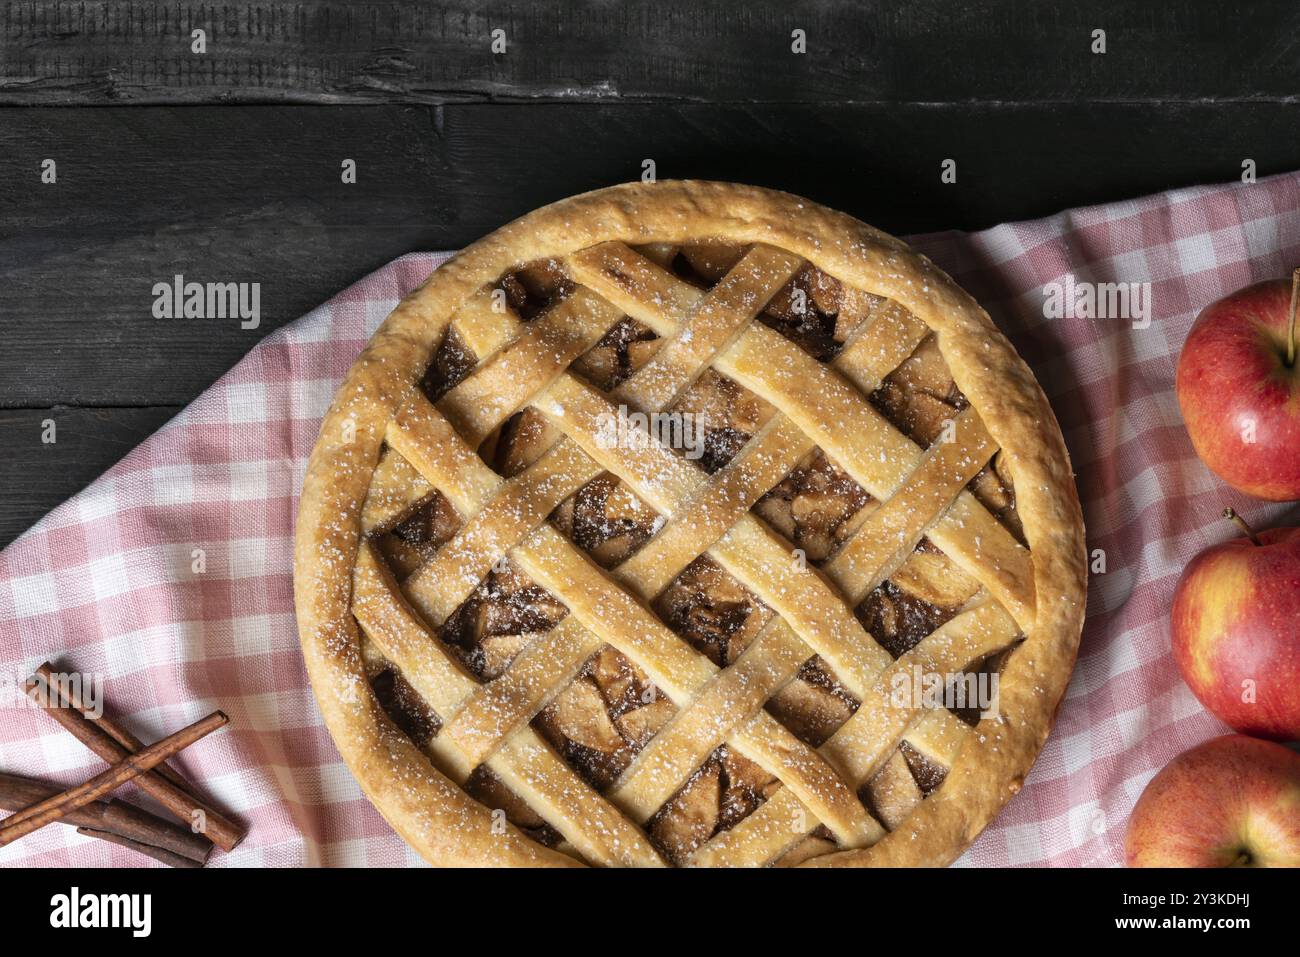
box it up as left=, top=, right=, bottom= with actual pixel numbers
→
left=0, top=0, right=1297, bottom=105
left=0, top=407, right=181, bottom=548
left=2, top=101, right=1296, bottom=411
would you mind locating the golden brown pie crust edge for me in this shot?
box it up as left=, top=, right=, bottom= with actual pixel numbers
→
left=293, top=180, right=1087, bottom=868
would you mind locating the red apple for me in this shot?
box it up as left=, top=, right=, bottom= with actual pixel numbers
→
left=1170, top=509, right=1300, bottom=740
left=1126, top=735, right=1300, bottom=867
left=1176, top=272, right=1300, bottom=501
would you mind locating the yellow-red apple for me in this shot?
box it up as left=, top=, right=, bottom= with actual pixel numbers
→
left=1176, top=272, right=1300, bottom=501
left=1126, top=735, right=1300, bottom=867
left=1171, top=510, right=1300, bottom=740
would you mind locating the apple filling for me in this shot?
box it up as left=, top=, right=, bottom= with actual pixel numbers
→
left=360, top=250, right=1021, bottom=864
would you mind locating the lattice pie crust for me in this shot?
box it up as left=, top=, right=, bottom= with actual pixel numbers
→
left=294, top=182, right=1086, bottom=867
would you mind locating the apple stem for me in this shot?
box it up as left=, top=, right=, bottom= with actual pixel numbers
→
left=1288, top=267, right=1300, bottom=367
left=1223, top=506, right=1263, bottom=546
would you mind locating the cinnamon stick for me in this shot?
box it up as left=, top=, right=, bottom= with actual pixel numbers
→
left=76, top=827, right=205, bottom=869
left=100, top=800, right=212, bottom=862
left=0, top=772, right=211, bottom=864
left=0, top=711, right=227, bottom=848
left=34, top=663, right=194, bottom=795
left=25, top=670, right=245, bottom=851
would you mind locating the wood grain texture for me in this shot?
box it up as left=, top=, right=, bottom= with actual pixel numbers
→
left=2, top=0, right=1298, bottom=105
left=3, top=102, right=1295, bottom=396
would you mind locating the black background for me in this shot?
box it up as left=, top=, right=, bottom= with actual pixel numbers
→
left=2, top=0, right=1298, bottom=545
left=0, top=865, right=1276, bottom=939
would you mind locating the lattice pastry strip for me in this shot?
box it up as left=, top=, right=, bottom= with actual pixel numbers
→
left=686, top=405, right=1006, bottom=859
left=690, top=600, right=1020, bottom=867
left=403, top=439, right=602, bottom=624
left=362, top=448, right=433, bottom=534
left=609, top=244, right=802, bottom=412
left=384, top=390, right=877, bottom=843
left=439, top=287, right=624, bottom=448
left=355, top=402, right=669, bottom=862
left=435, top=244, right=987, bottom=699
left=537, top=374, right=883, bottom=686
left=567, top=243, right=1036, bottom=628
left=352, top=545, right=664, bottom=866
left=358, top=258, right=931, bottom=552
left=516, top=277, right=1005, bottom=718
left=535, top=375, right=1002, bottom=823
left=371, top=253, right=886, bottom=844
left=423, top=251, right=986, bottom=815
left=513, top=523, right=881, bottom=845
left=378, top=246, right=1002, bottom=847
left=400, top=335, right=878, bottom=832
left=390, top=243, right=802, bottom=635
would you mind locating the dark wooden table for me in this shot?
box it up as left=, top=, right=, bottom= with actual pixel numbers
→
left=2, top=0, right=1297, bottom=546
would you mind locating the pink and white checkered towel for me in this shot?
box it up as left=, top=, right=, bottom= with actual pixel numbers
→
left=3, top=176, right=1299, bottom=868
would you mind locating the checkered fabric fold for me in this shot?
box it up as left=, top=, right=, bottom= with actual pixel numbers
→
left=3, top=175, right=1299, bottom=867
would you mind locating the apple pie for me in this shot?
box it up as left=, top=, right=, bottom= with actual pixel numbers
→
left=294, top=181, right=1087, bottom=866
